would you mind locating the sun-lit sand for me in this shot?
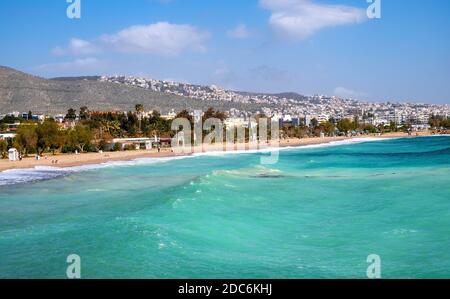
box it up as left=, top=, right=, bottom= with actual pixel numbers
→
left=0, top=132, right=431, bottom=172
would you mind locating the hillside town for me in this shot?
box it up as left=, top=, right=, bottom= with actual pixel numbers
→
left=100, top=75, right=449, bottom=130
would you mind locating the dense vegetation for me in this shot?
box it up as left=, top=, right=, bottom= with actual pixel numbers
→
left=1, top=106, right=230, bottom=157
left=429, top=115, right=450, bottom=129
left=280, top=116, right=413, bottom=139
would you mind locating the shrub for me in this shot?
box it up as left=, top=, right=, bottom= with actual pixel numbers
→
left=124, top=144, right=136, bottom=151
left=113, top=143, right=122, bottom=152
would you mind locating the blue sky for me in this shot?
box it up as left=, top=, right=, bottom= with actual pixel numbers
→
left=0, top=0, right=449, bottom=104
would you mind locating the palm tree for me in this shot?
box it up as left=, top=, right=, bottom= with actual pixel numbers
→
left=135, top=104, right=145, bottom=133
left=135, top=104, right=144, bottom=114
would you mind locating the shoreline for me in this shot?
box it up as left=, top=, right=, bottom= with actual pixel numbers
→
left=0, top=132, right=432, bottom=173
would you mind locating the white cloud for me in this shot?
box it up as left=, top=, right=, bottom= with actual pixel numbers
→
left=260, top=0, right=366, bottom=40
left=100, top=22, right=210, bottom=56
left=226, top=24, right=250, bottom=39
left=334, top=86, right=367, bottom=99
left=52, top=22, right=209, bottom=58
left=52, top=38, right=100, bottom=56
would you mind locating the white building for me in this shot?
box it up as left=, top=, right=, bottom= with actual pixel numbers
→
left=0, top=133, right=16, bottom=139
left=110, top=137, right=159, bottom=150
left=161, top=110, right=177, bottom=120
left=8, top=148, right=19, bottom=161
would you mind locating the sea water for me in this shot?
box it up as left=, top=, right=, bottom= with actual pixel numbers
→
left=0, top=136, right=449, bottom=278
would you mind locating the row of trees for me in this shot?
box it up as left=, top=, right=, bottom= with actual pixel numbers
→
left=13, top=121, right=93, bottom=156
left=281, top=116, right=414, bottom=139
left=83, top=106, right=174, bottom=139
left=6, top=105, right=230, bottom=157
left=281, top=119, right=358, bottom=139
left=429, top=115, right=450, bottom=129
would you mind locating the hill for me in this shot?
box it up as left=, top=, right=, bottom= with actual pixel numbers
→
left=0, top=66, right=262, bottom=114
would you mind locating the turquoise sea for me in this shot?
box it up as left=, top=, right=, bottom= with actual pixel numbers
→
left=0, top=136, right=449, bottom=278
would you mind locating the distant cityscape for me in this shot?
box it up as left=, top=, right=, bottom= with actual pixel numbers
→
left=101, top=75, right=450, bottom=129
left=1, top=74, right=449, bottom=131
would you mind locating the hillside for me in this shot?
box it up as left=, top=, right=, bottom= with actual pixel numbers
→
left=0, top=66, right=262, bottom=114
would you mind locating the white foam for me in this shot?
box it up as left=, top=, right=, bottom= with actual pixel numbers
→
left=0, top=167, right=69, bottom=186
left=65, top=155, right=193, bottom=172
left=0, top=137, right=386, bottom=186
left=0, top=155, right=194, bottom=186
left=420, top=134, right=450, bottom=138
left=190, top=137, right=387, bottom=158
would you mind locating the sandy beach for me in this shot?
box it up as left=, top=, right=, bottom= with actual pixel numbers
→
left=0, top=132, right=431, bottom=172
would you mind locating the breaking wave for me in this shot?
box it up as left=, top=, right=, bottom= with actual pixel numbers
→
left=0, top=137, right=387, bottom=186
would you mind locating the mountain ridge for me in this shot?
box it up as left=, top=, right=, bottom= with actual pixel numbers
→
left=0, top=66, right=265, bottom=114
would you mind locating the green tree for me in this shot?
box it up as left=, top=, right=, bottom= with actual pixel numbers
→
left=337, top=119, right=354, bottom=134
left=135, top=104, right=144, bottom=114
left=0, top=123, right=7, bottom=132
left=68, top=125, right=93, bottom=153
left=113, top=143, right=122, bottom=152
left=0, top=139, right=8, bottom=159
left=363, top=124, right=377, bottom=134
left=354, top=115, right=360, bottom=129
left=135, top=104, right=145, bottom=134
left=443, top=118, right=450, bottom=128
left=0, top=115, right=18, bottom=124
left=203, top=107, right=228, bottom=122
left=428, top=115, right=450, bottom=129
left=175, top=110, right=193, bottom=123
left=143, top=111, right=171, bottom=138
left=389, top=121, right=397, bottom=132
left=319, top=121, right=335, bottom=136
left=120, top=112, right=139, bottom=136
left=14, top=124, right=38, bottom=156
left=36, top=120, right=63, bottom=154
left=79, top=106, right=90, bottom=120
left=65, top=108, right=77, bottom=121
